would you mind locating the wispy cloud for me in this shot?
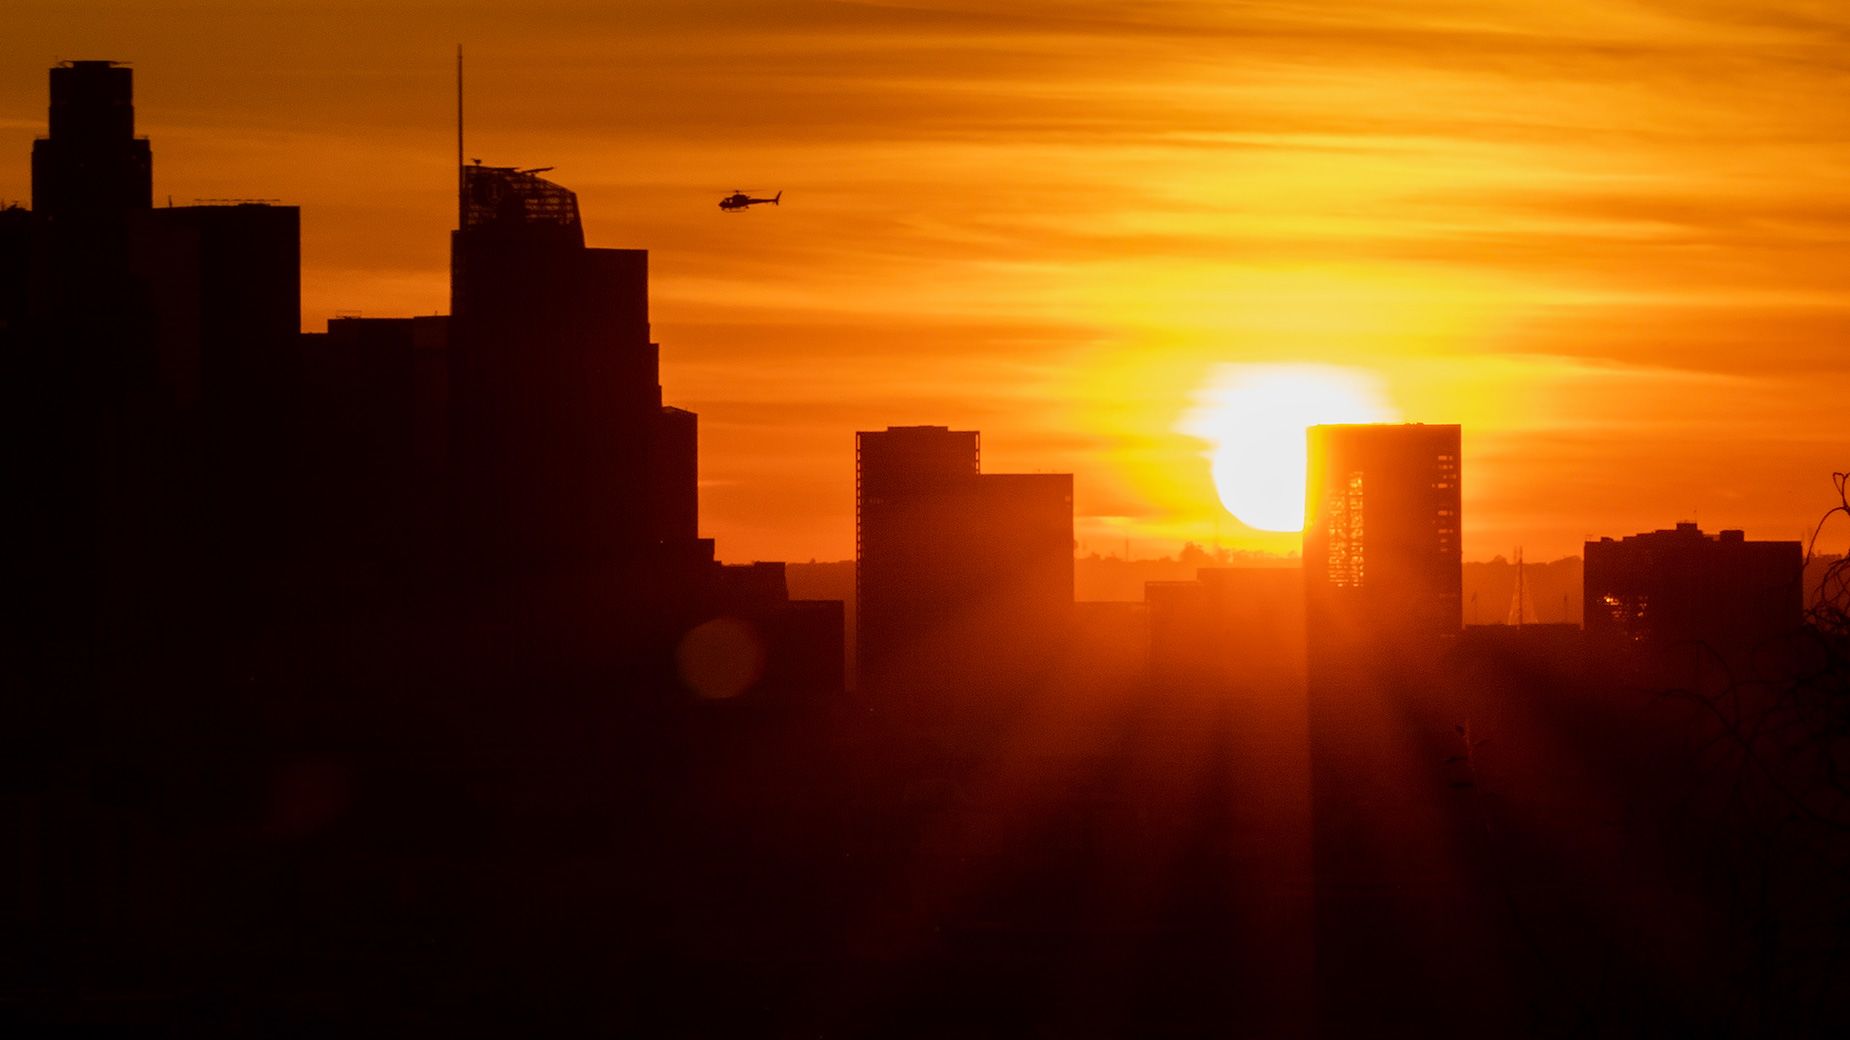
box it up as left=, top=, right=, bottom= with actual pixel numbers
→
left=4, top=0, right=1844, bottom=559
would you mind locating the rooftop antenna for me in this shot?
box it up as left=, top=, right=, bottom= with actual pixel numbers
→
left=456, top=45, right=464, bottom=230
left=1507, top=546, right=1537, bottom=627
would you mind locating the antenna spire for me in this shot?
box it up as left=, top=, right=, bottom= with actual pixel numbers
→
left=456, top=45, right=465, bottom=229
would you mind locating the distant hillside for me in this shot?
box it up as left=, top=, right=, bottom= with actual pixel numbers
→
left=1466, top=556, right=1584, bottom=626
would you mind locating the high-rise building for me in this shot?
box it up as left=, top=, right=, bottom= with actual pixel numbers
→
left=448, top=162, right=695, bottom=576
left=296, top=315, right=452, bottom=598
left=14, top=65, right=309, bottom=631
left=444, top=158, right=841, bottom=700
left=1147, top=567, right=1304, bottom=694
left=127, top=203, right=303, bottom=596
left=1303, top=423, right=1462, bottom=646
left=855, top=425, right=1073, bottom=693
left=23, top=61, right=157, bottom=385
left=1584, top=523, right=1801, bottom=651
left=135, top=202, right=301, bottom=409
left=31, top=61, right=151, bottom=222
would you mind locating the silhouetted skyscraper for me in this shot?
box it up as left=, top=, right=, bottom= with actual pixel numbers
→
left=449, top=163, right=695, bottom=577
left=18, top=63, right=154, bottom=384
left=136, top=202, right=301, bottom=407
left=18, top=61, right=158, bottom=391
left=1304, top=423, right=1462, bottom=646
left=856, top=425, right=1073, bottom=694
left=31, top=61, right=151, bottom=222
left=442, top=157, right=842, bottom=699
left=11, top=62, right=177, bottom=640
left=293, top=315, right=450, bottom=600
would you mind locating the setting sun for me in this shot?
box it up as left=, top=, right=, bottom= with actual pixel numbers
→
left=1181, top=364, right=1399, bottom=533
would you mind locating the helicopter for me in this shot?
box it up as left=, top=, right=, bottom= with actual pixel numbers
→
left=719, top=189, right=781, bottom=211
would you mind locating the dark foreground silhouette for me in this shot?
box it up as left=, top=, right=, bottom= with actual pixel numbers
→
left=9, top=598, right=1850, bottom=1034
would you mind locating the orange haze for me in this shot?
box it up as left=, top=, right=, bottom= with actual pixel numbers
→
left=4, top=1, right=1845, bottom=562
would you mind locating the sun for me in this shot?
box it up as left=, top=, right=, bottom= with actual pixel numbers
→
left=1180, top=364, right=1399, bottom=532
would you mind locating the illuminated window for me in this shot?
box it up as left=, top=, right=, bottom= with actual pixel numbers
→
left=1433, top=453, right=1459, bottom=491
left=1600, top=592, right=1650, bottom=640
left=1327, top=470, right=1365, bottom=587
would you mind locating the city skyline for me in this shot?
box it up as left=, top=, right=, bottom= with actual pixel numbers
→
left=4, top=1, right=1844, bottom=563
left=5, top=41, right=1847, bottom=1033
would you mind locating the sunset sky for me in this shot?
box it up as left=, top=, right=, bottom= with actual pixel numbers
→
left=5, top=1, right=1846, bottom=564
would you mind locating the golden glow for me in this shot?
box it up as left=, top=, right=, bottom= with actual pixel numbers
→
left=8, top=2, right=1841, bottom=560
left=1180, top=365, right=1398, bottom=533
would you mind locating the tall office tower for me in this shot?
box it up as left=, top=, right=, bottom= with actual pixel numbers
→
left=449, top=163, right=698, bottom=579
left=1585, top=523, right=1801, bottom=652
left=31, top=61, right=152, bottom=222
left=129, top=203, right=303, bottom=594
left=22, top=61, right=156, bottom=371
left=297, top=315, right=451, bottom=595
left=1303, top=424, right=1462, bottom=646
left=9, top=63, right=162, bottom=643
left=856, top=425, right=1073, bottom=694
left=1302, top=425, right=1467, bottom=1027
left=136, top=203, right=302, bottom=408
left=17, top=61, right=160, bottom=418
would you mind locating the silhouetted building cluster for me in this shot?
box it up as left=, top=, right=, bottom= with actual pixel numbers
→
left=3, top=60, right=841, bottom=706
left=2, top=62, right=872, bottom=1028
left=1291, top=423, right=1810, bottom=672
left=5, top=58, right=1845, bottom=1035
left=855, top=425, right=1074, bottom=700
left=8, top=62, right=1811, bottom=720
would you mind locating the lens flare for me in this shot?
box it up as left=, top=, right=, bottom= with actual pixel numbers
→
left=1180, top=364, right=1399, bottom=532
left=676, top=616, right=766, bottom=699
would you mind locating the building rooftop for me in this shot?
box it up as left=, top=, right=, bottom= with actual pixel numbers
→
left=1594, top=523, right=1755, bottom=545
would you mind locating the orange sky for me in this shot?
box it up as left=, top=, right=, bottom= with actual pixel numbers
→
left=5, top=1, right=1845, bottom=563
